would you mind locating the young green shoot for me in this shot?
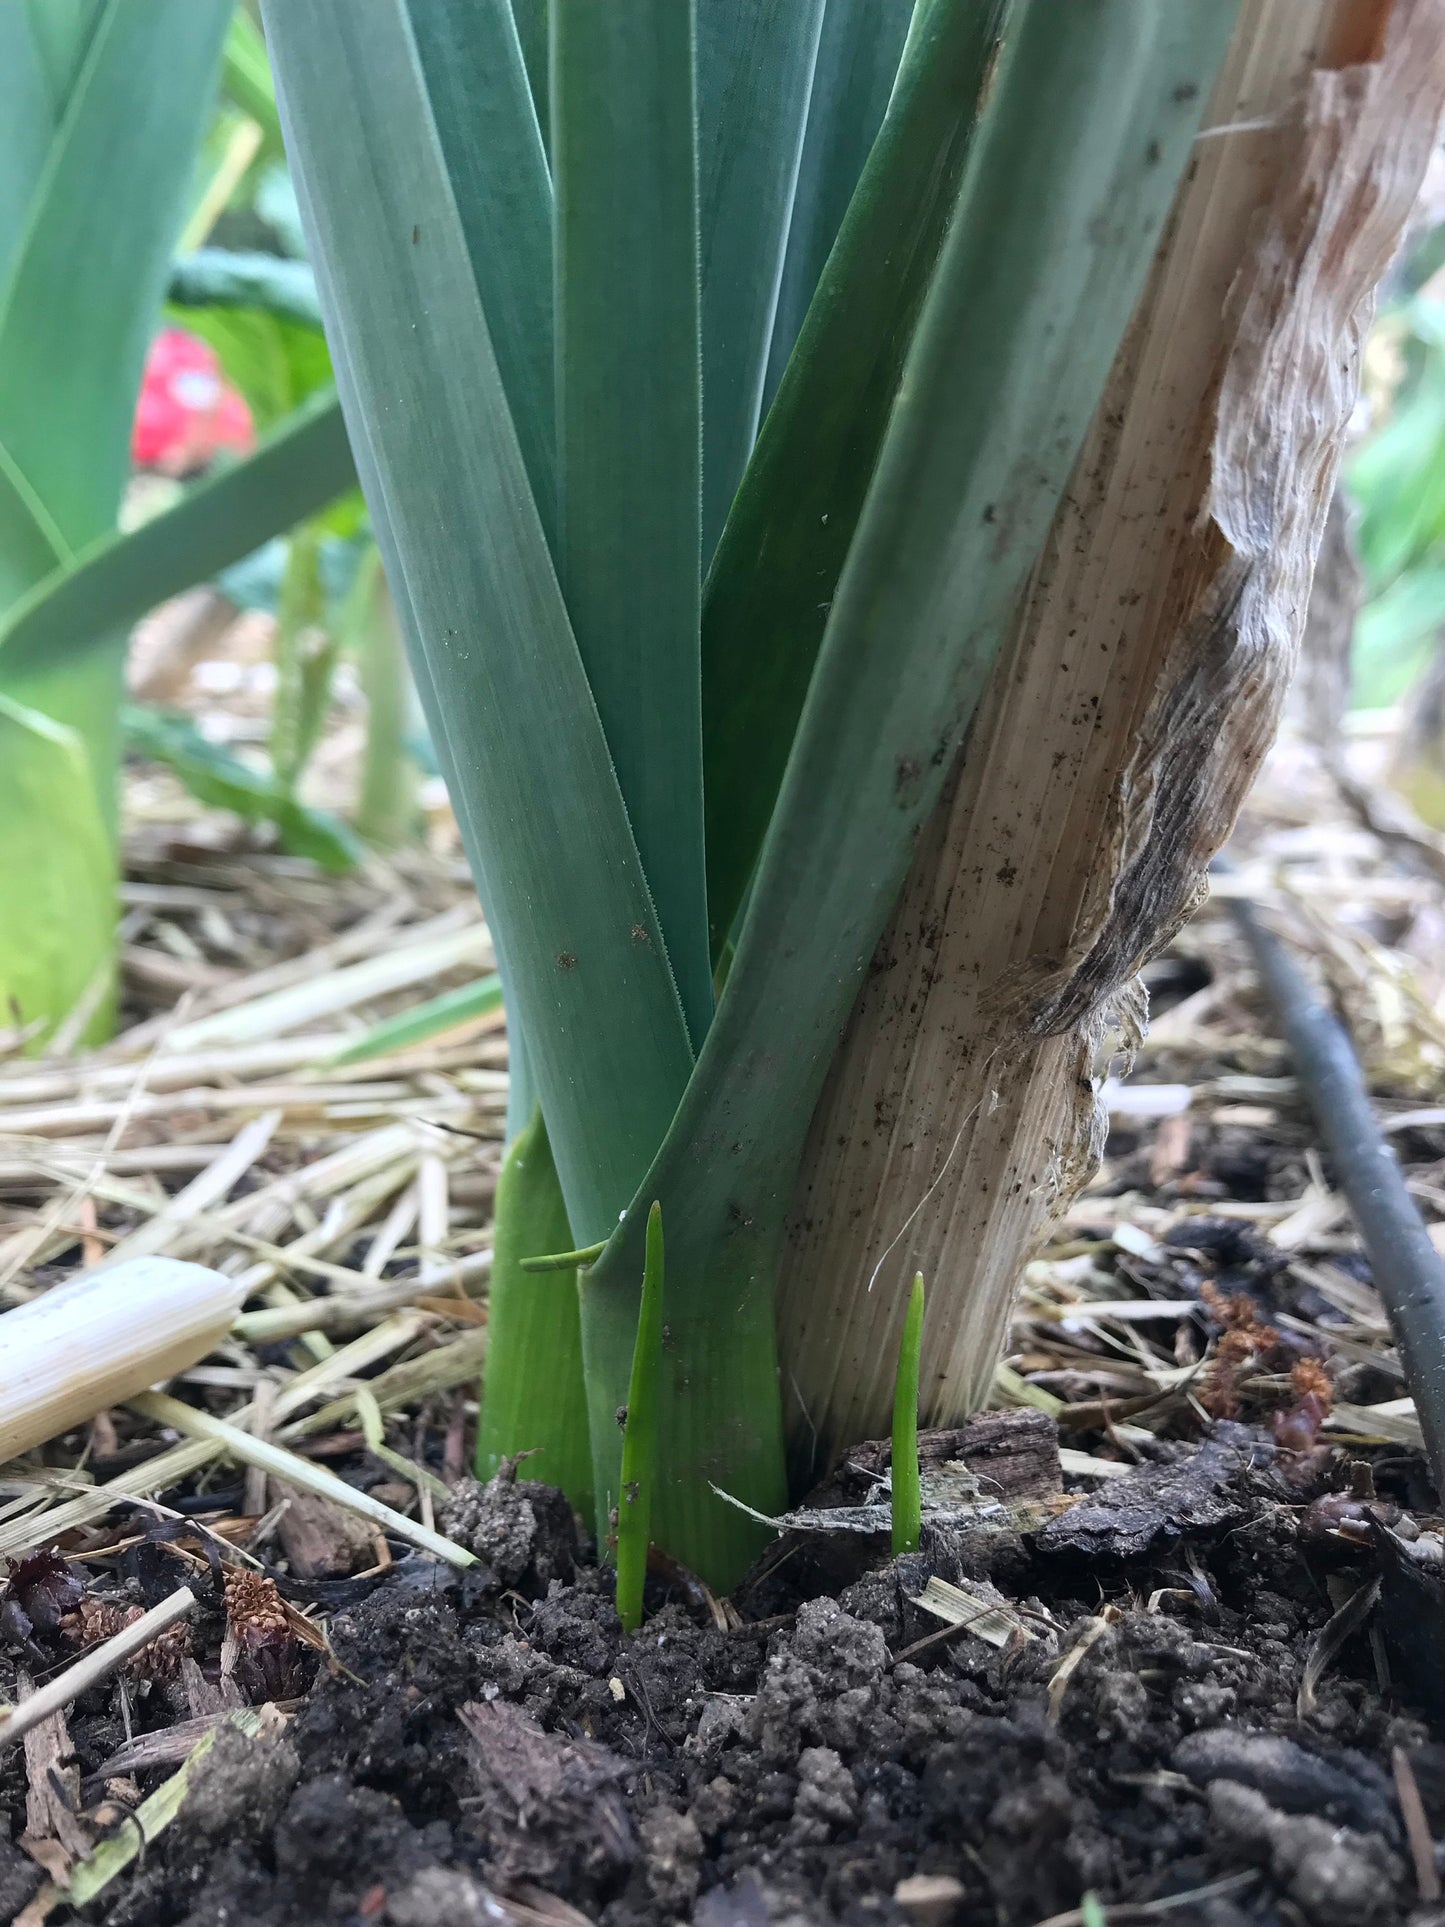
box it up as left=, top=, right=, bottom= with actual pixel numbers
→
left=325, top=975, right=503, bottom=1066
left=892, top=1272, right=925, bottom=1557
left=615, top=1200, right=665, bottom=1635
left=520, top=1241, right=608, bottom=1274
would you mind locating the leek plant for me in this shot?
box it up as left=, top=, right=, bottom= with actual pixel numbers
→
left=0, top=1, right=356, bottom=1045
left=263, top=0, right=1237, bottom=1586
left=165, top=247, right=422, bottom=854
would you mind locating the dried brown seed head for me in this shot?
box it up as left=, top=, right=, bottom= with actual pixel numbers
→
left=62, top=1596, right=140, bottom=1648
left=1290, top=1356, right=1333, bottom=1413
left=138, top=1618, right=193, bottom=1683
left=224, top=1566, right=305, bottom=1702
left=224, top=1567, right=289, bottom=1641
left=62, top=1593, right=186, bottom=1679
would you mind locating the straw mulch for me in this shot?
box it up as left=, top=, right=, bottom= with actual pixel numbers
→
left=6, top=708, right=1445, bottom=1570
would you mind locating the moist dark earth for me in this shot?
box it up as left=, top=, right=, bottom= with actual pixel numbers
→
left=7, top=1421, right=1445, bottom=1927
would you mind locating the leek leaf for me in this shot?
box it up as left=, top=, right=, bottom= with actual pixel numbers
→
left=512, top=0, right=549, bottom=150
left=264, top=0, right=696, bottom=1245
left=409, top=0, right=555, bottom=539
left=22, top=0, right=102, bottom=126
left=702, top=0, right=1009, bottom=954
left=0, top=13, right=50, bottom=292
left=762, top=0, right=914, bottom=408
left=697, top=0, right=825, bottom=560
left=477, top=1108, right=592, bottom=1517
left=614, top=1199, right=664, bottom=1632
left=553, top=0, right=710, bottom=1045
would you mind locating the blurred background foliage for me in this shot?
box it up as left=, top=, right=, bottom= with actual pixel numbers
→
left=1348, top=184, right=1445, bottom=713
left=125, top=5, right=425, bottom=867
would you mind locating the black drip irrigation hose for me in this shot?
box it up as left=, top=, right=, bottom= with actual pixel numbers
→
left=1220, top=869, right=1445, bottom=1498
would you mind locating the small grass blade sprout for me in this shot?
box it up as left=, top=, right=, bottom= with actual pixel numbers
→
left=520, top=1241, right=608, bottom=1274
left=892, top=1273, right=924, bottom=1557
left=615, top=1201, right=665, bottom=1634
left=325, top=974, right=503, bottom=1066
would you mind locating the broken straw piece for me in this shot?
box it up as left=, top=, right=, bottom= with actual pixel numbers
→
left=0, top=1258, right=244, bottom=1462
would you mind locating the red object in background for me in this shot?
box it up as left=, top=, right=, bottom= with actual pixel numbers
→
left=131, top=327, right=254, bottom=476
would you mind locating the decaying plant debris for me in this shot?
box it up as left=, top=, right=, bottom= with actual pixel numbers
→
left=780, top=0, right=1445, bottom=1485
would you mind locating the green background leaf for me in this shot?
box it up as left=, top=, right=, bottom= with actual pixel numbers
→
left=0, top=695, right=114, bottom=1046
left=0, top=390, right=356, bottom=679
left=124, top=703, right=363, bottom=873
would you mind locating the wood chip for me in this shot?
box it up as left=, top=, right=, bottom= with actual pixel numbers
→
left=19, top=1676, right=89, bottom=1864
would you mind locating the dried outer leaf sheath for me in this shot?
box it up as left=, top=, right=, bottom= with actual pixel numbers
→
left=891, top=1273, right=924, bottom=1555
left=615, top=1201, right=664, bottom=1633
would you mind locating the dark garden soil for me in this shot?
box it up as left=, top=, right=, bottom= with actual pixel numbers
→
left=6, top=1407, right=1445, bottom=1927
